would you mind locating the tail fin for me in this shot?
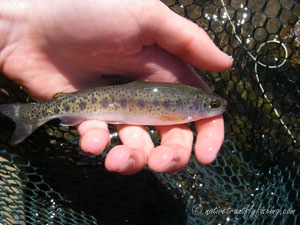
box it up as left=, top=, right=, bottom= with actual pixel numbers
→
left=0, top=103, right=40, bottom=145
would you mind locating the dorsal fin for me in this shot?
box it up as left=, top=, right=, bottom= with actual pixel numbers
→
left=53, top=92, right=64, bottom=99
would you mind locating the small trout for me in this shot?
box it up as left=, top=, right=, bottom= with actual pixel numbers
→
left=0, top=81, right=227, bottom=145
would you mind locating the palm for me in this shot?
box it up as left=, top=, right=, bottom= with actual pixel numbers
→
left=2, top=0, right=232, bottom=174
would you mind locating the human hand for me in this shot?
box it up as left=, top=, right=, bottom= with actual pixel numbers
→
left=0, top=0, right=232, bottom=174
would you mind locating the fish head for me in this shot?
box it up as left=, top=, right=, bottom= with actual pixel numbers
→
left=201, top=92, right=227, bottom=117
left=188, top=91, right=227, bottom=119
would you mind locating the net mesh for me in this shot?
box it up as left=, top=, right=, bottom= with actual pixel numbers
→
left=0, top=0, right=299, bottom=224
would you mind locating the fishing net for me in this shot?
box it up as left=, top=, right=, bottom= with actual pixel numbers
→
left=0, top=0, right=299, bottom=224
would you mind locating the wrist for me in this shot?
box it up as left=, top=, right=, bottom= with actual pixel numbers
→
left=0, top=0, right=30, bottom=70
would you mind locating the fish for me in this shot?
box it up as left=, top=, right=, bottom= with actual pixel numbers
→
left=0, top=81, right=227, bottom=145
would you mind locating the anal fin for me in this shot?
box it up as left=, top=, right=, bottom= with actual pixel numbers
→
left=60, top=116, right=85, bottom=126
left=60, top=117, right=124, bottom=126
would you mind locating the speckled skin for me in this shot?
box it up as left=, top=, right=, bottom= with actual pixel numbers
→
left=0, top=81, right=227, bottom=144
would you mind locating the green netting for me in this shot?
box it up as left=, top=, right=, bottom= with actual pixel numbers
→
left=1, top=0, right=300, bottom=224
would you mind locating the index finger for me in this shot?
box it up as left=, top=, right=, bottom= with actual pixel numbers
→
left=144, top=2, right=232, bottom=71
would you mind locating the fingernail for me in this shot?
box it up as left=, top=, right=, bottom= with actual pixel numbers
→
left=167, top=161, right=178, bottom=173
left=120, top=158, right=136, bottom=172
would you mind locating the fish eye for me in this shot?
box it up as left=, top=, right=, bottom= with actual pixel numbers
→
left=210, top=100, right=221, bottom=108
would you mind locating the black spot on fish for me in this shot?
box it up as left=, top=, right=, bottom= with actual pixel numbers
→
left=63, top=103, right=70, bottom=112
left=137, top=99, right=145, bottom=108
left=120, top=98, right=127, bottom=108
left=111, top=95, right=115, bottom=102
left=176, top=99, right=182, bottom=106
left=42, top=110, right=48, bottom=117
left=162, top=100, right=170, bottom=108
left=153, top=99, right=159, bottom=106
left=101, top=98, right=109, bottom=108
left=189, top=102, right=199, bottom=111
left=54, top=108, right=60, bottom=114
left=91, top=96, right=97, bottom=104
left=79, top=101, right=87, bottom=110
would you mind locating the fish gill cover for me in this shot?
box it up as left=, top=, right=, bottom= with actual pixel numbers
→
left=0, top=0, right=299, bottom=224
